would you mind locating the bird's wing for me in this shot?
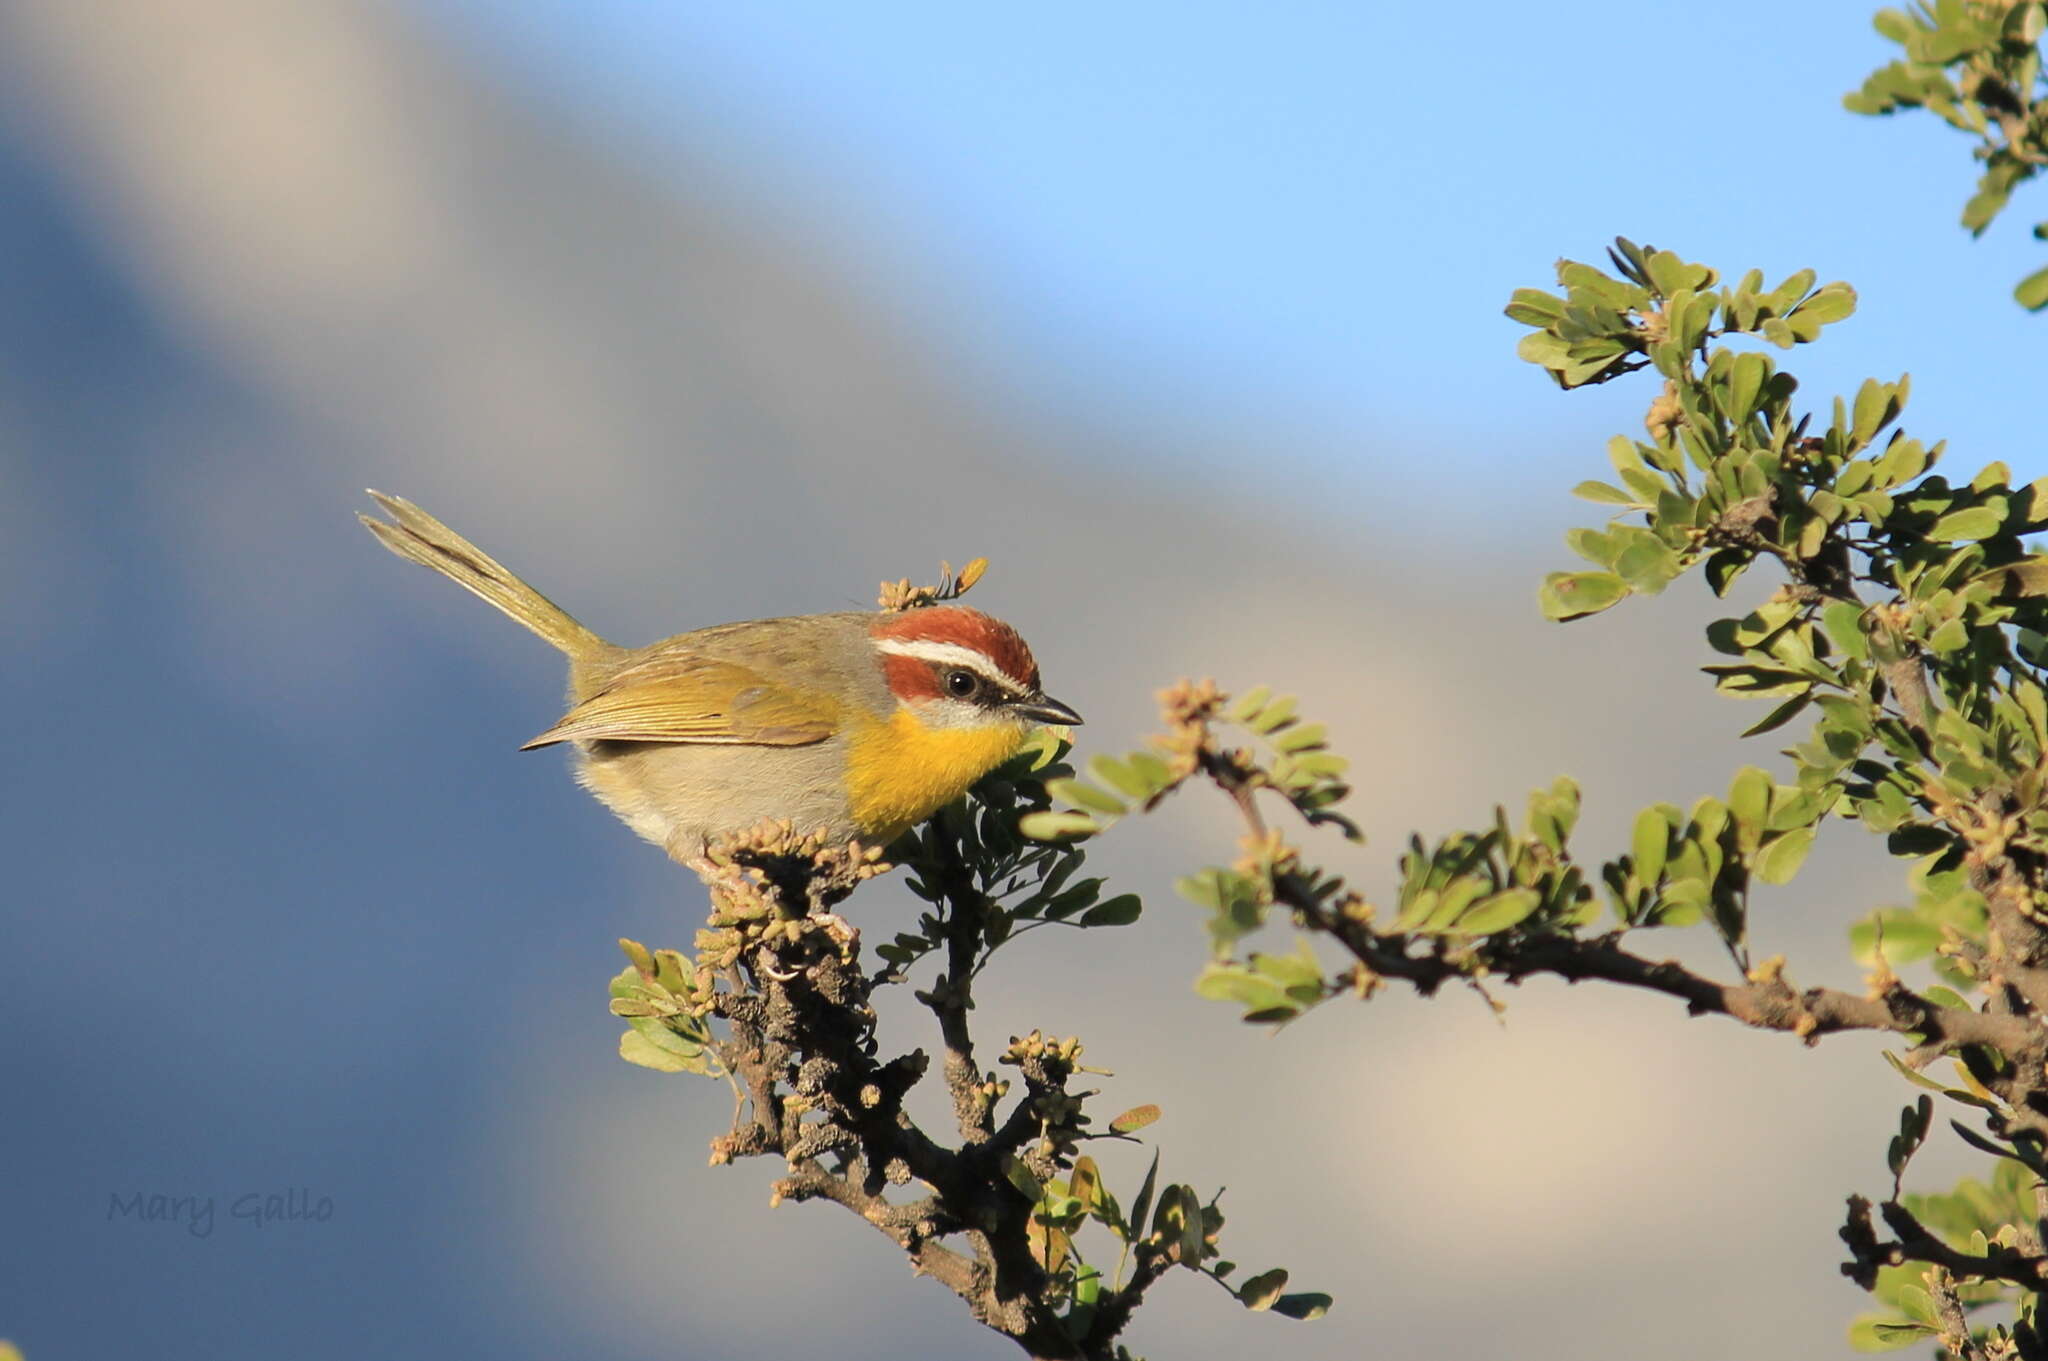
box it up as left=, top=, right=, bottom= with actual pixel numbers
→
left=520, top=658, right=839, bottom=749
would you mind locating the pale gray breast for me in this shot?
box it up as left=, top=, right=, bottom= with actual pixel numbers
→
left=565, top=611, right=888, bottom=858
left=575, top=733, right=860, bottom=861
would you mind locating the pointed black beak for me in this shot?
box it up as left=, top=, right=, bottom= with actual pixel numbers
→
left=1010, top=693, right=1083, bottom=726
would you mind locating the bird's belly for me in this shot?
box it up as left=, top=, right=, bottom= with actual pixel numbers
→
left=571, top=737, right=856, bottom=860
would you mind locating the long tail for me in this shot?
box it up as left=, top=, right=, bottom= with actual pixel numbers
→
left=359, top=490, right=607, bottom=657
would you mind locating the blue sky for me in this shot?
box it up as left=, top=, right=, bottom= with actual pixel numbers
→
left=409, top=0, right=2048, bottom=496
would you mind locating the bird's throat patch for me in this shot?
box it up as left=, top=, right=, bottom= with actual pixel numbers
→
left=845, top=707, right=1028, bottom=842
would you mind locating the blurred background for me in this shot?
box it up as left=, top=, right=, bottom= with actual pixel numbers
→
left=3, top=2, right=2041, bottom=1356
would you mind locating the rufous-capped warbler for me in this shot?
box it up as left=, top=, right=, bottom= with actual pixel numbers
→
left=360, top=492, right=1081, bottom=862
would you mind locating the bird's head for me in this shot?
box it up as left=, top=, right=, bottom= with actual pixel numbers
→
left=870, top=606, right=1082, bottom=731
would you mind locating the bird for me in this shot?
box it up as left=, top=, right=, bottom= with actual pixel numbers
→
left=358, top=491, right=1081, bottom=866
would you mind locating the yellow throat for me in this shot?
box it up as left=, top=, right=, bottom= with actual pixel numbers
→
left=844, top=707, right=1029, bottom=843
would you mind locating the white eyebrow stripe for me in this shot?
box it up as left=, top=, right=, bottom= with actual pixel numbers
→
left=874, top=638, right=1028, bottom=692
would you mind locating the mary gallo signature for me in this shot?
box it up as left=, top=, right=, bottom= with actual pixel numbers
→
left=106, top=1189, right=333, bottom=1238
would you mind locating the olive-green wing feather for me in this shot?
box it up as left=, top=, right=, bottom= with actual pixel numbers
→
left=521, top=658, right=838, bottom=749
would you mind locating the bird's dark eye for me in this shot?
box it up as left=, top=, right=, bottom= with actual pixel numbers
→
left=945, top=669, right=980, bottom=698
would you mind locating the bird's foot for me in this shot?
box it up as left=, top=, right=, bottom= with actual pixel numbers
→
left=811, top=910, right=860, bottom=959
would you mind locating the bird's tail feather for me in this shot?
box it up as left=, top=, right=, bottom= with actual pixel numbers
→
left=359, top=490, right=606, bottom=657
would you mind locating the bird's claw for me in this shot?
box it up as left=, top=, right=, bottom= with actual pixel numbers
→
left=755, top=912, right=860, bottom=981
left=812, top=911, right=860, bottom=958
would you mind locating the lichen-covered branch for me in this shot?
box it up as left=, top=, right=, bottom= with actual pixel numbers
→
left=921, top=817, right=1000, bottom=1147
left=1843, top=1195, right=2048, bottom=1295
left=642, top=820, right=1084, bottom=1354
left=610, top=739, right=1328, bottom=1359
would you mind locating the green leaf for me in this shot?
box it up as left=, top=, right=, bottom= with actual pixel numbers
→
left=1616, top=463, right=1667, bottom=506
left=1703, top=549, right=1750, bottom=597
left=1612, top=536, right=1680, bottom=593
left=2017, top=264, right=2048, bottom=312
left=1252, top=945, right=1325, bottom=996
left=1607, top=434, right=1649, bottom=475
left=1728, top=350, right=1767, bottom=420
left=1004, top=1155, right=1046, bottom=1201
left=1947, top=1118, right=2048, bottom=1174
left=1149, top=1183, right=1203, bottom=1262
left=1573, top=480, right=1638, bottom=505
left=1821, top=601, right=1871, bottom=661
left=1229, top=685, right=1273, bottom=722
left=1018, top=810, right=1100, bottom=841
left=1238, top=1268, right=1290, bottom=1311
left=1504, top=288, right=1566, bottom=325
left=1417, top=876, right=1484, bottom=932
left=1566, top=528, right=1614, bottom=568
left=1850, top=377, right=1902, bottom=446
left=1771, top=267, right=1817, bottom=309
left=1195, top=962, right=1293, bottom=1017
left=1879, top=1049, right=1970, bottom=1099
left=1089, top=754, right=1158, bottom=800
left=1741, top=693, right=1811, bottom=737
left=1178, top=1186, right=1210, bottom=1265
left=1446, top=887, right=1542, bottom=936
left=1043, top=877, right=1107, bottom=922
left=1539, top=571, right=1629, bottom=621
left=1651, top=878, right=1708, bottom=927
left=618, top=1027, right=706, bottom=1075
left=1272, top=722, right=1328, bottom=754
left=1246, top=695, right=1298, bottom=734
left=1766, top=786, right=1826, bottom=833
left=1632, top=806, right=1670, bottom=884
left=1896, top=1284, right=1937, bottom=1327
left=1967, top=182, right=2029, bottom=234
left=1047, top=778, right=1128, bottom=817
left=1181, top=868, right=1266, bottom=953
left=1756, top=826, right=1817, bottom=885
left=1127, top=1150, right=1161, bottom=1245
left=1110, top=1103, right=1162, bottom=1134
left=1983, top=559, right=2048, bottom=599
left=1564, top=523, right=1613, bottom=560
left=1927, top=617, right=1969, bottom=654
left=1270, top=1293, right=1333, bottom=1321
left=1127, top=750, right=1175, bottom=790
left=1702, top=664, right=1813, bottom=697
left=1080, top=894, right=1143, bottom=927
left=1887, top=1095, right=1933, bottom=1180
left=619, top=937, right=656, bottom=976
left=1970, top=461, right=2008, bottom=493
left=651, top=948, right=692, bottom=995
left=1927, top=506, right=2002, bottom=542
left=1729, top=766, right=1771, bottom=835
left=1848, top=1315, right=1934, bottom=1351
left=1794, top=282, right=1856, bottom=325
